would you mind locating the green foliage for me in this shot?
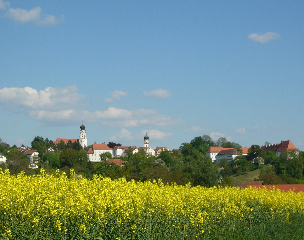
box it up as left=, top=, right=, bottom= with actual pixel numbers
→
left=43, top=152, right=61, bottom=169
left=31, top=136, right=49, bottom=158
left=6, top=148, right=30, bottom=175
left=100, top=152, right=112, bottom=161
left=60, top=148, right=78, bottom=168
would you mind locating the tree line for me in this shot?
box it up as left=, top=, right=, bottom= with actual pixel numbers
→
left=0, top=135, right=303, bottom=186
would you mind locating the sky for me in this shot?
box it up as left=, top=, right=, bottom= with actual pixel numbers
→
left=0, top=0, right=304, bottom=151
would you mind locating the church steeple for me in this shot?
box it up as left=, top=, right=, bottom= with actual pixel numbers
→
left=79, top=124, right=87, bottom=148
left=144, top=132, right=149, bottom=154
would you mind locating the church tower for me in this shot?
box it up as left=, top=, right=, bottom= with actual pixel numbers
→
left=79, top=124, right=87, bottom=148
left=144, top=132, right=149, bottom=155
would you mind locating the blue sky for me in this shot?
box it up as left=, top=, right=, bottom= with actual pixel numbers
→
left=0, top=0, right=303, bottom=150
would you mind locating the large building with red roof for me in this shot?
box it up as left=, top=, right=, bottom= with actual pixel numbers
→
left=261, top=140, right=298, bottom=157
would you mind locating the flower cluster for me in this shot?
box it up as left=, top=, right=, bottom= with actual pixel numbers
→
left=0, top=168, right=303, bottom=239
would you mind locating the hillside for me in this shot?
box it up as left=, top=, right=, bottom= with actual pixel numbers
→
left=232, top=168, right=261, bottom=181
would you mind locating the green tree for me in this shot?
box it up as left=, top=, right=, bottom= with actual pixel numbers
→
left=60, top=149, right=77, bottom=168
left=100, top=152, right=112, bottom=161
left=31, top=136, right=48, bottom=159
left=184, top=154, right=219, bottom=187
left=77, top=149, right=89, bottom=168
left=43, top=152, right=61, bottom=169
left=247, top=145, right=263, bottom=161
left=6, top=148, right=30, bottom=175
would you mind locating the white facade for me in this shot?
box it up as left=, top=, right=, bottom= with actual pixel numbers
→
left=0, top=154, right=6, bottom=163
left=79, top=124, right=87, bottom=149
left=87, top=143, right=113, bottom=162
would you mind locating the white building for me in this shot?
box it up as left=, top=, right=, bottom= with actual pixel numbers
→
left=0, top=153, right=6, bottom=163
left=87, top=143, right=113, bottom=162
left=215, top=149, right=242, bottom=164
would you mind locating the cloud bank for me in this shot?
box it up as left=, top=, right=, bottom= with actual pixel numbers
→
left=1, top=1, right=63, bottom=25
left=143, top=89, right=172, bottom=98
left=0, top=86, right=181, bottom=127
left=248, top=32, right=280, bottom=43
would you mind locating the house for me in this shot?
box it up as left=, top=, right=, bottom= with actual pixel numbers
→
left=106, top=158, right=127, bottom=167
left=154, top=147, right=170, bottom=157
left=0, top=153, right=7, bottom=163
left=206, top=147, right=232, bottom=162
left=261, top=140, right=299, bottom=157
left=113, top=146, right=138, bottom=157
left=215, top=149, right=242, bottom=164
left=87, top=143, right=114, bottom=162
left=207, top=147, right=249, bottom=162
left=23, top=150, right=39, bottom=169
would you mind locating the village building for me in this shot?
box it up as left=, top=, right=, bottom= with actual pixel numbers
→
left=261, top=140, right=299, bottom=157
left=0, top=153, right=7, bottom=163
left=207, top=147, right=249, bottom=163
left=23, top=150, right=39, bottom=169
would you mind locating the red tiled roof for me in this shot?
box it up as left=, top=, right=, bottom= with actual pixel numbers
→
left=87, top=148, right=93, bottom=154
left=241, top=148, right=249, bottom=155
left=154, top=147, right=168, bottom=152
left=53, top=138, right=79, bottom=144
left=206, top=147, right=233, bottom=153
left=261, top=140, right=298, bottom=153
left=93, top=143, right=113, bottom=151
left=106, top=159, right=127, bottom=167
left=23, top=150, right=38, bottom=155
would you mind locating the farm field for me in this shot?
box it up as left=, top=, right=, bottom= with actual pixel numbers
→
left=1, top=169, right=304, bottom=239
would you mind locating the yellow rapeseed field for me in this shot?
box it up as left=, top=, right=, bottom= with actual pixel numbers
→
left=1, top=168, right=304, bottom=239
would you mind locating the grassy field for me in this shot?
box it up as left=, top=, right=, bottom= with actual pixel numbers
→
left=233, top=168, right=261, bottom=181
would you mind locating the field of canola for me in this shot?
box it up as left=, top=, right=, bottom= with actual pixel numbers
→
left=1, top=168, right=304, bottom=239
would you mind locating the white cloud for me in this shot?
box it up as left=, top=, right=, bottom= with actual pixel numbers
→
left=0, top=86, right=85, bottom=111
left=0, top=86, right=182, bottom=128
left=3, top=2, right=63, bottom=25
left=110, top=129, right=134, bottom=141
left=210, top=132, right=226, bottom=140
left=109, top=90, right=128, bottom=99
left=183, top=126, right=203, bottom=132
left=141, top=130, right=172, bottom=140
left=248, top=32, right=280, bottom=43
left=142, top=89, right=172, bottom=98
left=236, top=128, right=246, bottom=134
left=0, top=0, right=9, bottom=9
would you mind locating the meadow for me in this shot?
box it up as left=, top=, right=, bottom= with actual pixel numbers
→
left=1, top=168, right=304, bottom=239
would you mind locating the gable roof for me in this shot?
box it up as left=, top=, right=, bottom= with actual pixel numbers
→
left=87, top=148, right=94, bottom=154
left=217, top=149, right=241, bottom=156
left=261, top=140, right=298, bottom=153
left=240, top=148, right=249, bottom=155
left=207, top=147, right=233, bottom=153
left=154, top=147, right=169, bottom=152
left=92, top=143, right=113, bottom=151
left=23, top=150, right=38, bottom=156
left=53, top=138, right=79, bottom=144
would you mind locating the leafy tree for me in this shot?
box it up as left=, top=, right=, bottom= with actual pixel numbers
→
left=6, top=148, right=30, bottom=174
left=247, top=145, right=263, bottom=161
left=189, top=135, right=216, bottom=155
left=43, top=152, right=61, bottom=169
left=60, top=149, right=77, bottom=168
left=100, top=152, right=112, bottom=161
left=184, top=154, right=219, bottom=187
left=216, top=137, right=228, bottom=147
left=31, top=136, right=48, bottom=158
left=77, top=149, right=89, bottom=168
